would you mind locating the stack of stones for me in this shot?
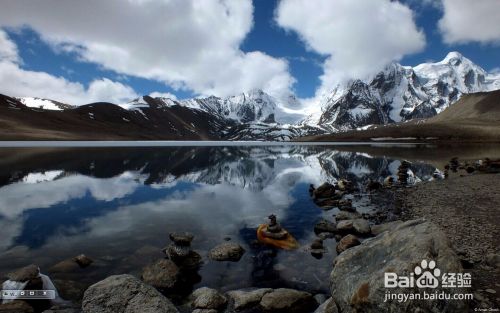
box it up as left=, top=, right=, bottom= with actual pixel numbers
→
left=164, top=232, right=201, bottom=269
left=262, top=215, right=288, bottom=239
left=397, top=161, right=411, bottom=185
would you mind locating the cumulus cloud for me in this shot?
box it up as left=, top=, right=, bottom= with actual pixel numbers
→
left=438, top=0, right=500, bottom=44
left=0, top=0, right=295, bottom=100
left=275, top=0, right=426, bottom=95
left=0, top=29, right=184, bottom=105
left=0, top=29, right=19, bottom=63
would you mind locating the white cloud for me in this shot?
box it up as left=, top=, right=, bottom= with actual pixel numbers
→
left=148, top=91, right=177, bottom=100
left=275, top=0, right=426, bottom=95
left=438, top=0, right=500, bottom=44
left=0, top=0, right=295, bottom=100
left=0, top=29, right=19, bottom=63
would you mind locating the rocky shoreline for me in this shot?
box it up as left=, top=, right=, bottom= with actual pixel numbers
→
left=1, top=158, right=499, bottom=313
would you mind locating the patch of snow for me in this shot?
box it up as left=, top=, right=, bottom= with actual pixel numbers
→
left=18, top=97, right=62, bottom=110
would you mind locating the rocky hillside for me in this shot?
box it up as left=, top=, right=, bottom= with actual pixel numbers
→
left=302, top=89, right=500, bottom=143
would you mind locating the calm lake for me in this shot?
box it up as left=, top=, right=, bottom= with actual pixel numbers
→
left=0, top=143, right=499, bottom=299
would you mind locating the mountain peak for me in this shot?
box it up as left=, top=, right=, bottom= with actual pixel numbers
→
left=441, top=51, right=467, bottom=65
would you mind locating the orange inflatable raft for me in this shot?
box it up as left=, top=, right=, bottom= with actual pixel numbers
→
left=257, top=224, right=299, bottom=250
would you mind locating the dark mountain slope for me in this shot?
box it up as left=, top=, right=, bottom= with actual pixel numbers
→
left=0, top=94, right=231, bottom=140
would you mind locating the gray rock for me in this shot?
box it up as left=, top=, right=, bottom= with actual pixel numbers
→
left=191, top=287, right=227, bottom=310
left=0, top=301, right=34, bottom=313
left=169, top=232, right=194, bottom=246
left=42, top=304, right=82, bottom=313
left=336, top=219, right=370, bottom=235
left=370, top=221, right=403, bottom=236
left=74, top=254, right=93, bottom=268
left=336, top=234, right=360, bottom=254
left=313, top=298, right=338, bottom=313
left=208, top=243, right=245, bottom=262
left=192, top=310, right=217, bottom=313
left=141, top=259, right=179, bottom=289
left=314, top=219, right=337, bottom=234
left=484, top=253, right=500, bottom=268
left=82, top=274, right=178, bottom=313
left=313, top=293, right=329, bottom=305
left=330, top=219, right=467, bottom=313
left=7, top=264, right=39, bottom=282
left=260, top=288, right=317, bottom=313
left=334, top=211, right=361, bottom=221
left=227, top=288, right=272, bottom=311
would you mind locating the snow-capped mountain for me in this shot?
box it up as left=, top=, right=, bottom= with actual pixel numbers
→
left=2, top=52, right=499, bottom=141
left=124, top=89, right=277, bottom=123
left=16, top=97, right=74, bottom=111
left=311, top=52, right=500, bottom=131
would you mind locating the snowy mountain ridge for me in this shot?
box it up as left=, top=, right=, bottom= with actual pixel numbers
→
left=310, top=52, right=500, bottom=131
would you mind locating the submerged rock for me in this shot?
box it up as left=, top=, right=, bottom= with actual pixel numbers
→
left=227, top=288, right=272, bottom=311
left=141, top=259, right=179, bottom=289
left=330, top=219, right=467, bottom=313
left=208, top=243, right=245, bottom=262
left=260, top=288, right=317, bottom=313
left=313, top=183, right=337, bottom=199
left=336, top=234, right=360, bottom=254
left=82, top=274, right=178, bottom=313
left=314, top=219, right=337, bottom=234
left=191, top=287, right=227, bottom=310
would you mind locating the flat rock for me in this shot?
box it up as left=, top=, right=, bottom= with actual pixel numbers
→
left=82, top=274, right=178, bottom=313
left=330, top=219, right=467, bottom=313
left=6, top=264, right=39, bottom=282
left=334, top=211, right=361, bottom=221
left=370, top=221, right=403, bottom=236
left=191, top=287, right=227, bottom=310
left=336, top=234, right=360, bottom=254
left=208, top=243, right=245, bottom=262
left=227, top=288, right=272, bottom=311
left=314, top=219, right=337, bottom=234
left=260, top=288, right=317, bottom=313
left=141, top=259, right=179, bottom=289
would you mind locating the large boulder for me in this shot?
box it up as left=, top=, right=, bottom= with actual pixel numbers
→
left=227, top=288, right=272, bottom=311
left=141, top=259, right=179, bottom=289
left=330, top=219, right=468, bottom=313
left=208, top=243, right=245, bottom=262
left=191, top=287, right=227, bottom=310
left=370, top=221, right=403, bottom=236
left=260, top=288, right=317, bottom=313
left=82, top=274, right=178, bottom=313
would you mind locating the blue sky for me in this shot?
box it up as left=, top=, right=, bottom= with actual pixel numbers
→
left=0, top=0, right=499, bottom=104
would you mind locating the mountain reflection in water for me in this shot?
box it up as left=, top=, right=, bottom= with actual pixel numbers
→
left=0, top=145, right=442, bottom=295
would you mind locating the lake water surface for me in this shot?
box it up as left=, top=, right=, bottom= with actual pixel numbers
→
left=0, top=143, right=498, bottom=299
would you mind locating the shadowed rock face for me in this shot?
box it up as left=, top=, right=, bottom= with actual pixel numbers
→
left=330, top=219, right=467, bottom=313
